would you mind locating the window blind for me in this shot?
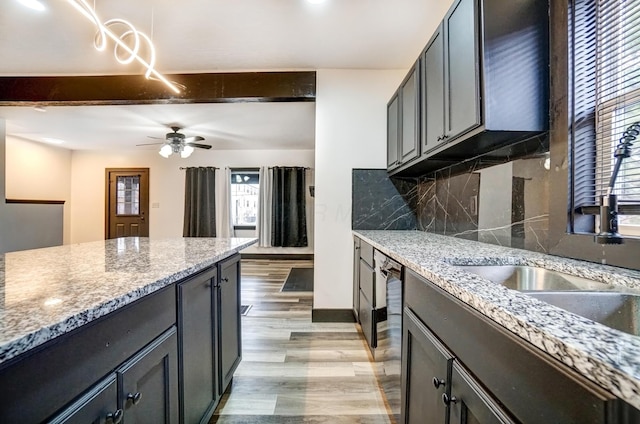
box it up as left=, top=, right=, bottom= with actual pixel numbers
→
left=569, top=0, right=640, bottom=219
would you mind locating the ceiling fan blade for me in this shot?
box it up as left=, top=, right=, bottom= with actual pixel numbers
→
left=147, top=135, right=164, bottom=140
left=136, top=142, right=165, bottom=146
left=187, top=142, right=212, bottom=150
left=184, top=136, right=205, bottom=142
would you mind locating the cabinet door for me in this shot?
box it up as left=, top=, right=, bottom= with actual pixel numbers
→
left=400, top=63, right=420, bottom=164
left=387, top=93, right=400, bottom=169
left=117, top=328, right=178, bottom=424
left=218, top=254, right=242, bottom=393
left=177, top=268, right=217, bottom=424
left=48, top=375, right=121, bottom=424
left=422, top=24, right=445, bottom=153
left=444, top=0, right=480, bottom=139
left=449, top=362, right=515, bottom=424
left=353, top=238, right=360, bottom=321
left=401, top=307, right=453, bottom=424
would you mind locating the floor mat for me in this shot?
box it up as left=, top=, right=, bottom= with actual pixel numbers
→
left=281, top=267, right=314, bottom=292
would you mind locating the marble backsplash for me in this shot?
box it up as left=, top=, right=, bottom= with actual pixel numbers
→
left=417, top=155, right=550, bottom=252
left=352, top=169, right=417, bottom=230
left=352, top=154, right=550, bottom=252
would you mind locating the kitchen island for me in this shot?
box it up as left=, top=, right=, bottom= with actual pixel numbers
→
left=354, top=230, right=640, bottom=422
left=0, top=236, right=256, bottom=423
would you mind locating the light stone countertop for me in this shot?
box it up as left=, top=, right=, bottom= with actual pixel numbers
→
left=0, top=237, right=256, bottom=366
left=353, top=230, right=640, bottom=410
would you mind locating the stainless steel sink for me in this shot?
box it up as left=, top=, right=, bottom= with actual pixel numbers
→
left=458, top=265, right=610, bottom=291
left=527, top=291, right=640, bottom=337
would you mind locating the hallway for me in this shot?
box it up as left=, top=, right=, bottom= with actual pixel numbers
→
left=210, top=259, right=394, bottom=423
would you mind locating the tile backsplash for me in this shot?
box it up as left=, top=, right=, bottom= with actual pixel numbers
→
left=352, top=154, right=550, bottom=253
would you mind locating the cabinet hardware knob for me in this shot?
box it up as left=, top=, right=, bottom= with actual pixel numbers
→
left=443, top=134, right=450, bottom=139
left=442, top=393, right=458, bottom=405
left=437, top=136, right=442, bottom=141
left=221, top=277, right=229, bottom=283
left=432, top=377, right=446, bottom=389
left=127, top=391, right=142, bottom=405
left=106, top=409, right=123, bottom=424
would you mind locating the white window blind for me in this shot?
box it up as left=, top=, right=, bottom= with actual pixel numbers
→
left=571, top=0, right=640, bottom=232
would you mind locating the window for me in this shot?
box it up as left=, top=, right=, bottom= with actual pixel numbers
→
left=571, top=0, right=640, bottom=236
left=230, top=169, right=259, bottom=228
left=116, top=175, right=140, bottom=215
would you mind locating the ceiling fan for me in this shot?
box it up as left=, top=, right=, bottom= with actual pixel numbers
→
left=137, top=126, right=212, bottom=158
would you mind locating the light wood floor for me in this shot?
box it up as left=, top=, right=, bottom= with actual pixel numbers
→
left=209, top=259, right=395, bottom=424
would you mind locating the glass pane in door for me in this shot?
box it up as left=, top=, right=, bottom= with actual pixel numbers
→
left=116, top=176, right=140, bottom=215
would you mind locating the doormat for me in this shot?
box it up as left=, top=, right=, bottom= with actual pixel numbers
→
left=281, top=268, right=314, bottom=292
left=240, top=305, right=252, bottom=316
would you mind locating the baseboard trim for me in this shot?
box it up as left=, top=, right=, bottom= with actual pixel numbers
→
left=241, top=253, right=314, bottom=260
left=311, top=309, right=357, bottom=323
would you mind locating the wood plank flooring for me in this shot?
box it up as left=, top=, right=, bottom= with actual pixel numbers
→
left=209, top=259, right=395, bottom=424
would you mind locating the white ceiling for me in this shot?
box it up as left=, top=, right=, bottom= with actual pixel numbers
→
left=0, top=0, right=451, bottom=151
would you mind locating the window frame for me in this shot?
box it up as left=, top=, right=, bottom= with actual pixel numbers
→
left=230, top=168, right=260, bottom=231
left=548, top=0, right=640, bottom=269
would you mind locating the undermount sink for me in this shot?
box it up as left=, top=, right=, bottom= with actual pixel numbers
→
left=528, top=291, right=640, bottom=337
left=459, top=265, right=640, bottom=337
left=458, top=265, right=610, bottom=291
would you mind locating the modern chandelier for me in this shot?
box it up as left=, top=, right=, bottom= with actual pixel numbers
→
left=65, top=0, right=181, bottom=94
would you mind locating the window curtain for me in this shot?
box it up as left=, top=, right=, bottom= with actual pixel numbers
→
left=183, top=167, right=217, bottom=237
left=271, top=167, right=308, bottom=247
left=216, top=167, right=235, bottom=238
left=257, top=166, right=273, bottom=247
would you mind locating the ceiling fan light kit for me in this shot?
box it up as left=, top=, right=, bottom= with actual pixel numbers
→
left=140, top=126, right=211, bottom=159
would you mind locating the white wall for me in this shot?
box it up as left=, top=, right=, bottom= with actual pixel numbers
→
left=70, top=148, right=314, bottom=244
left=5, top=136, right=72, bottom=244
left=314, top=69, right=407, bottom=310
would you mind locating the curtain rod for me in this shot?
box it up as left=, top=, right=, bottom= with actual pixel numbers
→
left=268, top=166, right=311, bottom=170
left=179, top=167, right=219, bottom=170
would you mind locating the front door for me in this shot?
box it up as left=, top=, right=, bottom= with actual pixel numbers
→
left=106, top=168, right=150, bottom=239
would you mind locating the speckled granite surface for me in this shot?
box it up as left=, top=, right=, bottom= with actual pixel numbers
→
left=0, top=237, right=256, bottom=366
left=354, top=230, right=640, bottom=410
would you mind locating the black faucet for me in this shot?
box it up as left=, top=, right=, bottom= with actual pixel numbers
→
left=595, top=122, right=640, bottom=245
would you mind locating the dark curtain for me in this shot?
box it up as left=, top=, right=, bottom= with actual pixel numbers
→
left=183, top=167, right=217, bottom=237
left=271, top=167, right=308, bottom=247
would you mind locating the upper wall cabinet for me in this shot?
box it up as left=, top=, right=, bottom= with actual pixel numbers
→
left=388, top=60, right=421, bottom=171
left=389, top=0, right=549, bottom=176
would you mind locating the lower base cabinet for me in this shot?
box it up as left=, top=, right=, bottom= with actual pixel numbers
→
left=49, top=327, right=178, bottom=424
left=402, top=268, right=640, bottom=424
left=218, top=254, right=242, bottom=393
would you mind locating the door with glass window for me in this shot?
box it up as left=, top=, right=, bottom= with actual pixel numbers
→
left=106, top=168, right=150, bottom=239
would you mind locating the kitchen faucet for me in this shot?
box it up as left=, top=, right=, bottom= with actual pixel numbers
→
left=595, top=121, right=640, bottom=244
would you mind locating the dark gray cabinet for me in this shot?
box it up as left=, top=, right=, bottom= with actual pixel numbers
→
left=401, top=64, right=420, bottom=164
left=403, top=268, right=640, bottom=424
left=48, top=375, right=121, bottom=424
left=117, top=328, right=179, bottom=424
left=387, top=94, right=400, bottom=169
left=444, top=0, right=480, bottom=142
left=422, top=24, right=445, bottom=154
left=401, top=308, right=452, bottom=424
left=353, top=237, right=377, bottom=350
left=388, top=61, right=421, bottom=171
left=390, top=0, right=549, bottom=176
left=352, top=238, right=361, bottom=321
left=177, top=267, right=218, bottom=424
left=218, top=254, right=242, bottom=393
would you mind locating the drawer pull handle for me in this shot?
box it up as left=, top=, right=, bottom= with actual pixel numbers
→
left=432, top=377, right=446, bottom=389
left=442, top=393, right=457, bottom=405
left=127, top=391, right=142, bottom=405
left=106, top=409, right=123, bottom=424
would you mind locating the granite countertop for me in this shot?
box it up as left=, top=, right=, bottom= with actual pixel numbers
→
left=353, top=230, right=640, bottom=410
left=0, top=237, right=256, bottom=366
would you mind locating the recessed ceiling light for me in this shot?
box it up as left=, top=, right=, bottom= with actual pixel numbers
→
left=306, top=0, right=327, bottom=4
left=42, top=137, right=65, bottom=145
left=17, top=0, right=46, bottom=11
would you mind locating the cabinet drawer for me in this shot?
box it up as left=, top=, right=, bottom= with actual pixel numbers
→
left=405, top=269, right=620, bottom=424
left=359, top=240, right=374, bottom=267
left=359, top=259, right=375, bottom=305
